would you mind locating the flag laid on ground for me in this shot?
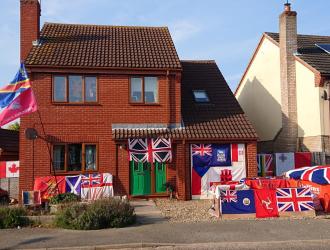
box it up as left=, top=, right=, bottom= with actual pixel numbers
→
left=276, top=187, right=314, bottom=212
left=0, top=161, right=20, bottom=178
left=65, top=175, right=82, bottom=195
left=191, top=144, right=246, bottom=198
left=254, top=189, right=279, bottom=218
left=81, top=173, right=113, bottom=200
left=22, top=190, right=41, bottom=206
left=34, top=176, right=66, bottom=201
left=257, top=154, right=274, bottom=177
left=0, top=63, right=37, bottom=126
left=285, top=165, right=330, bottom=185
left=221, top=189, right=256, bottom=214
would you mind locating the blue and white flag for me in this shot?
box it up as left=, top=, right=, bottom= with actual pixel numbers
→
left=65, top=175, right=82, bottom=195
left=221, top=190, right=256, bottom=214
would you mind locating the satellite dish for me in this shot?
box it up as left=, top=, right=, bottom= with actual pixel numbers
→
left=25, top=128, right=38, bottom=140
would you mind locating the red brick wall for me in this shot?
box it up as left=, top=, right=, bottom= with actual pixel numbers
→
left=246, top=142, right=258, bottom=178
left=20, top=0, right=40, bottom=61
left=19, top=71, right=182, bottom=197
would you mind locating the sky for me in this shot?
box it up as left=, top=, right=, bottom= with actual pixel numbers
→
left=0, top=0, right=330, bottom=91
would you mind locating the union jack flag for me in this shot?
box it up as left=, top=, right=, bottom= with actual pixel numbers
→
left=128, top=138, right=172, bottom=163
left=276, top=188, right=314, bottom=212
left=220, top=190, right=238, bottom=203
left=150, top=138, right=172, bottom=163
left=81, top=173, right=102, bottom=188
left=191, top=144, right=212, bottom=157
left=128, top=138, right=149, bottom=163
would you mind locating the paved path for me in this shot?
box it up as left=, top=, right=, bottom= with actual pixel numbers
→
left=1, top=218, right=330, bottom=249
left=130, top=200, right=167, bottom=224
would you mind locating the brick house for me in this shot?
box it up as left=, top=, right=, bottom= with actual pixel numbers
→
left=19, top=0, right=257, bottom=200
left=236, top=3, right=330, bottom=155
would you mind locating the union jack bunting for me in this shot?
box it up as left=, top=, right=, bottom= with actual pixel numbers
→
left=128, top=138, right=172, bottom=163
left=191, top=144, right=212, bottom=157
left=220, top=190, right=238, bottom=203
left=276, top=188, right=314, bottom=212
left=150, top=138, right=172, bottom=163
left=128, top=139, right=149, bottom=163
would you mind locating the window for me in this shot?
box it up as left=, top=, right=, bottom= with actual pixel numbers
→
left=130, top=77, right=158, bottom=104
left=53, top=75, right=97, bottom=103
left=52, top=143, right=97, bottom=172
left=193, top=90, right=209, bottom=103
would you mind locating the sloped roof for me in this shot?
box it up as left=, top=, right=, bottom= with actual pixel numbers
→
left=25, top=23, right=181, bottom=70
left=113, top=61, right=258, bottom=140
left=266, top=32, right=330, bottom=76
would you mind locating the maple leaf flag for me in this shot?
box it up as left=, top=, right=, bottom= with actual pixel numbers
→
left=6, top=161, right=19, bottom=178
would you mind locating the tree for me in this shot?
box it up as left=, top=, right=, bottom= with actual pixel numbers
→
left=7, top=122, right=20, bottom=131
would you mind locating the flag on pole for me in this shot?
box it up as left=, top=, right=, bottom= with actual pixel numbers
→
left=0, top=63, right=37, bottom=126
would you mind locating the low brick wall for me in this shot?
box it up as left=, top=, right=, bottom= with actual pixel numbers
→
left=0, top=178, right=19, bottom=200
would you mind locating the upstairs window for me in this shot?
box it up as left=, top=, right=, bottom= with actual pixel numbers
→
left=193, top=90, right=209, bottom=103
left=130, top=77, right=159, bottom=104
left=53, top=75, right=97, bottom=103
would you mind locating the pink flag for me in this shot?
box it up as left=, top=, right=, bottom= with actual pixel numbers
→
left=0, top=88, right=37, bottom=126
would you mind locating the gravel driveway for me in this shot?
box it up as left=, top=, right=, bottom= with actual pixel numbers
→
left=154, top=198, right=218, bottom=223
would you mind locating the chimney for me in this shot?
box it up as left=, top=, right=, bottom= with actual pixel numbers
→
left=20, top=0, right=41, bottom=62
left=276, top=3, right=298, bottom=152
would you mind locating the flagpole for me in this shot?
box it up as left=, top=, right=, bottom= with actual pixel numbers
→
left=36, top=110, right=60, bottom=195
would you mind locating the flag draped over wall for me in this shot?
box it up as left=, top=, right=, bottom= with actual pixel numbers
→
left=191, top=143, right=246, bottom=199
left=0, top=63, right=37, bottom=126
left=128, top=138, right=172, bottom=163
left=0, top=161, right=19, bottom=178
left=285, top=165, right=330, bottom=185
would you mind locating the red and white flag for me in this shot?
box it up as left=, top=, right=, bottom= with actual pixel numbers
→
left=0, top=161, right=19, bottom=178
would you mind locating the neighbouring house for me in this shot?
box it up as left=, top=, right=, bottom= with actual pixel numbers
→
left=19, top=0, right=257, bottom=201
left=236, top=3, right=330, bottom=156
left=0, top=128, right=19, bottom=162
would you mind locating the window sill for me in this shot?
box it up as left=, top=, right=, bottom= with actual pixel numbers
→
left=52, top=170, right=99, bottom=175
left=129, top=103, right=161, bottom=106
left=52, top=102, right=101, bottom=106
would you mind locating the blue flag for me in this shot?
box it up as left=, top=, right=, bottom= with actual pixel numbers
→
left=221, top=190, right=256, bottom=214
left=209, top=144, right=232, bottom=167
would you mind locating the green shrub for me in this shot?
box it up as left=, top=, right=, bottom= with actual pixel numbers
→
left=49, top=193, right=80, bottom=204
left=0, top=206, right=29, bottom=229
left=54, top=199, right=135, bottom=230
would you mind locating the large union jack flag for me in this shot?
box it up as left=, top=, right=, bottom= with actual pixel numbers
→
left=276, top=188, right=314, bottom=212
left=81, top=173, right=102, bottom=188
left=220, top=190, right=238, bottom=203
left=191, top=144, right=212, bottom=157
left=128, top=138, right=172, bottom=163
left=286, top=165, right=330, bottom=185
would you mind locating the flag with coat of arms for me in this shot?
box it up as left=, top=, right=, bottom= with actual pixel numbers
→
left=0, top=63, right=37, bottom=126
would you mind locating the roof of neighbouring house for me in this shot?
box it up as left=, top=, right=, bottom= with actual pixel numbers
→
left=112, top=60, right=258, bottom=140
left=0, top=129, right=19, bottom=153
left=265, top=32, right=330, bottom=76
left=25, top=22, right=181, bottom=70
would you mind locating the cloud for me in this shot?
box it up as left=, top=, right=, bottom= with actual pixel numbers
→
left=169, top=20, right=201, bottom=43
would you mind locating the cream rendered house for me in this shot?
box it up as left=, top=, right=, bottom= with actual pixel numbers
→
left=235, top=3, right=330, bottom=155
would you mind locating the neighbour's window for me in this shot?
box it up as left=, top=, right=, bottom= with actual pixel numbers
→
left=53, top=75, right=97, bottom=103
left=193, top=90, right=210, bottom=103
left=52, top=143, right=97, bottom=172
left=130, top=77, right=159, bottom=104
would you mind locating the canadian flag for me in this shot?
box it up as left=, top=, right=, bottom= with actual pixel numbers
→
left=0, top=161, right=19, bottom=178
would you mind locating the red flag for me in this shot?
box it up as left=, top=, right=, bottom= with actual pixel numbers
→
left=0, top=162, right=6, bottom=178
left=294, top=152, right=312, bottom=169
left=0, top=88, right=37, bottom=126
left=254, top=189, right=279, bottom=218
left=34, top=176, right=66, bottom=201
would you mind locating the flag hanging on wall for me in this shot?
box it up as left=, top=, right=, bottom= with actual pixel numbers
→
left=0, top=161, right=19, bottom=178
left=191, top=144, right=246, bottom=199
left=276, top=187, right=314, bottom=212
left=128, top=138, right=172, bottom=163
left=257, top=154, right=274, bottom=177
left=275, top=152, right=312, bottom=176
left=34, top=176, right=66, bottom=201
left=22, top=191, right=41, bottom=206
left=0, top=63, right=37, bottom=126
left=81, top=173, right=113, bottom=200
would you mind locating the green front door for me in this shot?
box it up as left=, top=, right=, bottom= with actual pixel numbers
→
left=130, top=161, right=151, bottom=195
left=155, top=162, right=167, bottom=193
